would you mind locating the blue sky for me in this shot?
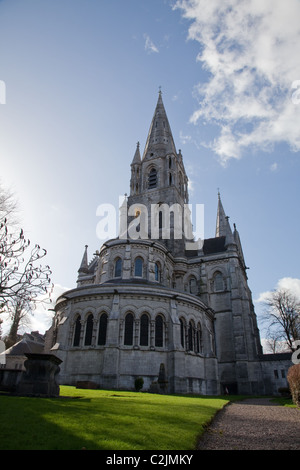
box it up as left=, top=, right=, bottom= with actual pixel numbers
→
left=1, top=0, right=300, bottom=343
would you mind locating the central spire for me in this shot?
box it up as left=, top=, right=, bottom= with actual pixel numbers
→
left=142, top=90, right=177, bottom=160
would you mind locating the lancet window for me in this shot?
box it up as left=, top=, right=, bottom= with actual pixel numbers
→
left=84, top=314, right=94, bottom=346
left=148, top=168, right=157, bottom=189
left=73, top=315, right=81, bottom=347
left=124, top=313, right=134, bottom=346
left=155, top=315, right=164, bottom=347
left=140, top=314, right=149, bottom=346
left=98, top=313, right=108, bottom=346
left=114, top=257, right=122, bottom=278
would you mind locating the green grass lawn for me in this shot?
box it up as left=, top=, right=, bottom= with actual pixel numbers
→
left=0, top=386, right=230, bottom=450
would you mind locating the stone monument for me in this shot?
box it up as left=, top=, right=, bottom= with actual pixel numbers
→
left=16, top=353, right=62, bottom=397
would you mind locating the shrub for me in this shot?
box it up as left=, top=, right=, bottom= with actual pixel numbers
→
left=287, top=364, right=300, bottom=407
left=134, top=377, right=144, bottom=392
left=278, top=387, right=291, bottom=398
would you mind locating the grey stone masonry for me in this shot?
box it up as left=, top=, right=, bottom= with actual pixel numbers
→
left=45, top=92, right=292, bottom=395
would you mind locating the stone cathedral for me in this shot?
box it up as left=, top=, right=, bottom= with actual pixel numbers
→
left=46, top=92, right=292, bottom=395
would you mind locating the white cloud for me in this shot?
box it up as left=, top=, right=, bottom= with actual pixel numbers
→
left=174, top=0, right=300, bottom=164
left=31, top=283, right=70, bottom=333
left=144, top=34, right=159, bottom=54
left=179, top=130, right=192, bottom=144
left=256, top=277, right=300, bottom=303
left=270, top=162, right=278, bottom=172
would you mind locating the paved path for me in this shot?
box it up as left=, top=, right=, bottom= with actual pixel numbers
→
left=197, top=398, right=300, bottom=450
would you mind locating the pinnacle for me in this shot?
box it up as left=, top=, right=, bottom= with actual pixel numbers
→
left=142, top=92, right=177, bottom=159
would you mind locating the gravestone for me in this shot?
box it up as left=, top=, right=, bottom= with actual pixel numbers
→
left=16, top=353, right=62, bottom=397
left=149, top=363, right=169, bottom=394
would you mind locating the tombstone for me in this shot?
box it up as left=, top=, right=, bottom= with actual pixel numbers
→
left=158, top=363, right=168, bottom=393
left=149, top=363, right=169, bottom=394
left=16, top=353, right=62, bottom=397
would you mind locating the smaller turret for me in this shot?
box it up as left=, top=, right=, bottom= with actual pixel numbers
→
left=78, top=245, right=88, bottom=274
left=130, top=142, right=142, bottom=196
left=215, top=192, right=236, bottom=249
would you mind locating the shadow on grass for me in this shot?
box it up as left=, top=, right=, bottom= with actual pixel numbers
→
left=0, top=388, right=230, bottom=450
left=0, top=395, right=98, bottom=450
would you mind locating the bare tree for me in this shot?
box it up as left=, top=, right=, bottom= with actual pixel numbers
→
left=264, top=331, right=289, bottom=354
left=0, top=183, right=53, bottom=342
left=4, top=297, right=32, bottom=348
left=0, top=218, right=52, bottom=309
left=263, top=289, right=300, bottom=352
left=0, top=184, right=53, bottom=343
left=0, top=181, right=19, bottom=225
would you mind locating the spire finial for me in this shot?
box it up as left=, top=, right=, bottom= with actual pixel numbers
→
left=78, top=245, right=89, bottom=274
left=158, top=86, right=162, bottom=95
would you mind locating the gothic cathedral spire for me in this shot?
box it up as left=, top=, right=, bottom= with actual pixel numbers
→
left=127, top=91, right=189, bottom=255
left=142, top=90, right=177, bottom=160
left=215, top=192, right=236, bottom=248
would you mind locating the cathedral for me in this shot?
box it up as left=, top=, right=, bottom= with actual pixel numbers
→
left=46, top=92, right=292, bottom=395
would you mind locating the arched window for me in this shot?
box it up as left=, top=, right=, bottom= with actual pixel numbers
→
left=98, top=313, right=108, bottom=346
left=140, top=314, right=149, bottom=346
left=134, top=257, right=143, bottom=277
left=196, top=323, right=202, bottom=353
left=180, top=318, right=185, bottom=348
left=155, top=315, right=164, bottom=347
left=214, top=272, right=224, bottom=292
left=84, top=314, right=94, bottom=346
left=114, top=258, right=122, bottom=278
left=124, top=313, right=134, bottom=346
left=73, top=315, right=81, bottom=347
left=155, top=262, right=161, bottom=282
left=188, top=321, right=195, bottom=351
left=148, top=168, right=157, bottom=189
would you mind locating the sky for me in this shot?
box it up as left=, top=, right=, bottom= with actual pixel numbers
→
left=0, top=0, right=300, bottom=348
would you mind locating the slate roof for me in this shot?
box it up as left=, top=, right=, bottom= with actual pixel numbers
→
left=202, top=236, right=227, bottom=255
left=1, top=337, right=45, bottom=357
left=258, top=352, right=292, bottom=362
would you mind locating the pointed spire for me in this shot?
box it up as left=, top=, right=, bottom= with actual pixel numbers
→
left=215, top=191, right=228, bottom=237
left=142, top=90, right=177, bottom=159
left=215, top=192, right=236, bottom=248
left=78, top=245, right=89, bottom=273
left=131, top=141, right=141, bottom=165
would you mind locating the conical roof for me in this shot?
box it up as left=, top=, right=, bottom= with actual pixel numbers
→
left=142, top=91, right=177, bottom=159
left=216, top=192, right=229, bottom=237
left=78, top=245, right=89, bottom=273
left=215, top=192, right=236, bottom=247
left=131, top=142, right=141, bottom=165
